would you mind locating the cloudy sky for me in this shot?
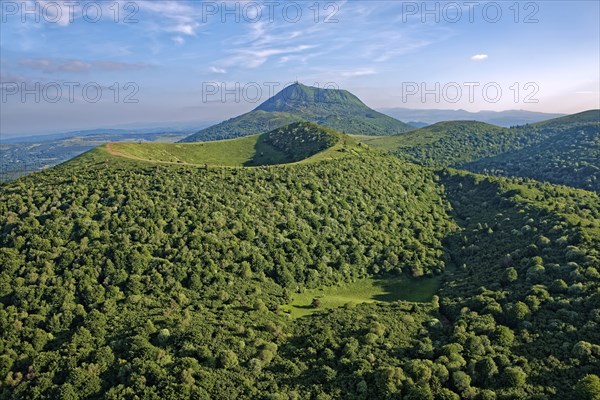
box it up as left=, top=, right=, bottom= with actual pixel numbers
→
left=1, top=0, right=599, bottom=136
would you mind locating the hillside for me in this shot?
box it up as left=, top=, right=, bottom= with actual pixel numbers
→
left=1, top=141, right=599, bottom=398
left=361, top=110, right=600, bottom=191
left=532, top=109, right=600, bottom=128
left=104, top=122, right=356, bottom=167
left=180, top=83, right=413, bottom=142
left=0, top=131, right=191, bottom=182
left=356, top=120, right=504, bottom=152
left=378, top=108, right=566, bottom=127
left=463, top=122, right=600, bottom=191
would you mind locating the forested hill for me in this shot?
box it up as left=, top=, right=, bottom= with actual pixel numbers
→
left=532, top=109, right=600, bottom=127
left=180, top=83, right=413, bottom=142
left=362, top=110, right=600, bottom=191
left=463, top=121, right=599, bottom=191
left=1, top=139, right=599, bottom=398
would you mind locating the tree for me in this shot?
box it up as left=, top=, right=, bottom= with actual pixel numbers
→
left=573, top=375, right=600, bottom=400
left=504, top=366, right=527, bottom=387
left=311, top=298, right=322, bottom=308
left=505, top=301, right=530, bottom=326
left=475, top=357, right=498, bottom=383
left=0, top=355, right=13, bottom=378
left=493, top=325, right=515, bottom=347
left=218, top=350, right=239, bottom=370
left=503, top=267, right=518, bottom=283
left=573, top=341, right=595, bottom=359
left=404, top=384, right=434, bottom=400
left=452, top=371, right=471, bottom=392
left=431, top=295, right=440, bottom=310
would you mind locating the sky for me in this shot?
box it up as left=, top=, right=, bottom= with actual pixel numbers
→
left=1, top=0, right=599, bottom=136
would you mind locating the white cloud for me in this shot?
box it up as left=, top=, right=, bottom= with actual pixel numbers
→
left=341, top=69, right=377, bottom=78
left=210, top=66, right=227, bottom=74
left=172, top=36, right=185, bottom=46
left=224, top=44, right=318, bottom=69
left=215, top=2, right=445, bottom=70
left=138, top=0, right=201, bottom=37
left=18, top=58, right=149, bottom=73
left=171, top=23, right=198, bottom=36
left=471, top=54, right=489, bottom=61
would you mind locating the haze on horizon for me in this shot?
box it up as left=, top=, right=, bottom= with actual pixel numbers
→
left=1, top=0, right=599, bottom=136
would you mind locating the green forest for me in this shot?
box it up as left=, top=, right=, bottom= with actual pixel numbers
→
left=363, top=110, right=600, bottom=192
left=1, top=128, right=599, bottom=398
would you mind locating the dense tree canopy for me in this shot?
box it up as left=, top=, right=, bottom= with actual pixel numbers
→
left=0, top=140, right=598, bottom=398
left=368, top=110, right=600, bottom=192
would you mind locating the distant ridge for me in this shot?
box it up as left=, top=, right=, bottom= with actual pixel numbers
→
left=378, top=107, right=566, bottom=127
left=180, top=83, right=413, bottom=142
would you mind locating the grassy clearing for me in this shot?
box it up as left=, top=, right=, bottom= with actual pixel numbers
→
left=101, top=125, right=367, bottom=168
left=351, top=133, right=437, bottom=151
left=282, top=275, right=440, bottom=318
left=106, top=135, right=292, bottom=167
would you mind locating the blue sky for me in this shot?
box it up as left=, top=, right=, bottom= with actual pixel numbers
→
left=1, top=0, right=599, bottom=135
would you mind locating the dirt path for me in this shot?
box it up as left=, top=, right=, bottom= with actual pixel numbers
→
left=105, top=142, right=128, bottom=158
left=103, top=142, right=340, bottom=170
left=105, top=142, right=179, bottom=164
left=104, top=142, right=223, bottom=169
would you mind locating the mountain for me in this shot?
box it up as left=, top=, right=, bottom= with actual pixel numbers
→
left=2, top=127, right=599, bottom=398
left=104, top=122, right=358, bottom=167
left=378, top=107, right=566, bottom=127
left=362, top=110, right=600, bottom=191
left=180, top=83, right=414, bottom=142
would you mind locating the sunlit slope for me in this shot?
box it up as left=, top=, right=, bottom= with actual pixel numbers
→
left=102, top=122, right=362, bottom=167
left=354, top=121, right=504, bottom=157
left=105, top=134, right=287, bottom=167
left=354, top=111, right=600, bottom=191
left=531, top=109, right=600, bottom=128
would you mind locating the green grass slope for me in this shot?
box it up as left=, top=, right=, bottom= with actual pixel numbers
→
left=180, top=83, right=413, bottom=142
left=282, top=275, right=441, bottom=318
left=105, top=122, right=358, bottom=167
left=106, top=134, right=289, bottom=167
